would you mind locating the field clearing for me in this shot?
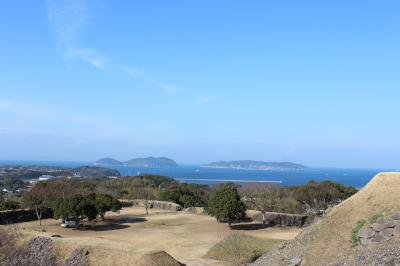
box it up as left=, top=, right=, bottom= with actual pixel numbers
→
left=11, top=206, right=301, bottom=265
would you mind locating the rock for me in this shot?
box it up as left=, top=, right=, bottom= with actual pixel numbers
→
left=279, top=242, right=288, bottom=249
left=382, top=254, right=396, bottom=264
left=379, top=228, right=394, bottom=240
left=360, top=237, right=369, bottom=246
left=3, top=236, right=58, bottom=266
left=391, top=213, right=400, bottom=220
left=51, top=234, right=62, bottom=238
left=369, top=234, right=385, bottom=243
left=372, top=221, right=397, bottom=232
left=393, top=225, right=400, bottom=236
left=64, top=248, right=89, bottom=266
left=138, top=250, right=185, bottom=266
left=288, top=257, right=302, bottom=266
left=357, top=226, right=375, bottom=238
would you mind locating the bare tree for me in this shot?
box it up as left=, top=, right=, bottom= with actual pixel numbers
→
left=240, top=183, right=278, bottom=225
left=129, top=179, right=156, bottom=215
left=217, top=232, right=249, bottom=266
left=23, top=187, right=46, bottom=226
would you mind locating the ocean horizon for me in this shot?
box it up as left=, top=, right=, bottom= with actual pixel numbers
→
left=0, top=160, right=393, bottom=189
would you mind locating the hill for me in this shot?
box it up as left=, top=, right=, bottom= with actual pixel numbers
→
left=203, top=160, right=307, bottom=171
left=124, top=157, right=178, bottom=167
left=94, top=157, right=178, bottom=167
left=74, top=166, right=120, bottom=177
left=252, top=172, right=400, bottom=265
left=95, top=158, right=124, bottom=166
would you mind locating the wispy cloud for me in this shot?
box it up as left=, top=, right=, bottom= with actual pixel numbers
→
left=156, top=82, right=181, bottom=94
left=46, top=1, right=184, bottom=96
left=68, top=48, right=106, bottom=70
left=46, top=0, right=96, bottom=43
left=124, top=67, right=141, bottom=78
left=189, top=96, right=216, bottom=108
left=46, top=0, right=106, bottom=70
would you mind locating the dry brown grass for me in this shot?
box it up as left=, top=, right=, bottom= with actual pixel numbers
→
left=206, top=232, right=283, bottom=265
left=9, top=206, right=301, bottom=265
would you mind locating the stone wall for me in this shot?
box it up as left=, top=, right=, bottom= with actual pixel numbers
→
left=357, top=213, right=400, bottom=246
left=126, top=199, right=183, bottom=211
left=183, top=207, right=205, bottom=215
left=0, top=208, right=53, bottom=225
left=250, top=211, right=313, bottom=227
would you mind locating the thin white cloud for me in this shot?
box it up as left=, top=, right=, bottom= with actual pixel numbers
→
left=156, top=82, right=181, bottom=94
left=68, top=48, right=106, bottom=70
left=46, top=0, right=106, bottom=70
left=124, top=67, right=141, bottom=78
left=46, top=0, right=95, bottom=44
left=189, top=96, right=216, bottom=108
left=46, top=1, right=184, bottom=96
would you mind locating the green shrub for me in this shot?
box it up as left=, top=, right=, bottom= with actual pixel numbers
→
left=351, top=219, right=366, bottom=246
left=0, top=200, right=20, bottom=211
left=369, top=213, right=383, bottom=223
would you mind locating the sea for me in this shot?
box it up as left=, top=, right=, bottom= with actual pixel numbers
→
left=0, top=160, right=395, bottom=189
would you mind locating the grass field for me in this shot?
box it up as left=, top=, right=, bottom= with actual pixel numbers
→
left=9, top=206, right=301, bottom=265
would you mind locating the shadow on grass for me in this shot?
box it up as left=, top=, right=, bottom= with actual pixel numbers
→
left=84, top=223, right=131, bottom=231
left=108, top=216, right=147, bottom=224
left=230, top=223, right=271, bottom=231
left=77, top=216, right=147, bottom=231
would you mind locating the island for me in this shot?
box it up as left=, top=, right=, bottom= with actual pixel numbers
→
left=202, top=160, right=307, bottom=171
left=95, top=157, right=178, bottom=168
left=95, top=158, right=124, bottom=166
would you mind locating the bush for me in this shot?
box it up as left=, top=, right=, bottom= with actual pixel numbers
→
left=207, top=184, right=246, bottom=227
left=159, top=183, right=209, bottom=207
left=53, top=193, right=121, bottom=222
left=0, top=200, right=20, bottom=211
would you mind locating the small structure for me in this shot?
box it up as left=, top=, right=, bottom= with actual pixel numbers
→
left=38, top=175, right=55, bottom=181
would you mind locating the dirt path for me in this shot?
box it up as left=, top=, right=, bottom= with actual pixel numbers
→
left=14, top=207, right=301, bottom=265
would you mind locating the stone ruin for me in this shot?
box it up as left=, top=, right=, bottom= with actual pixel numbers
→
left=357, top=213, right=400, bottom=246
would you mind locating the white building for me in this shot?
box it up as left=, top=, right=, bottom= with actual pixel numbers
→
left=38, top=174, right=55, bottom=181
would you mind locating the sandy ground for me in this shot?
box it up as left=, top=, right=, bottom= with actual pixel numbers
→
left=12, top=207, right=301, bottom=266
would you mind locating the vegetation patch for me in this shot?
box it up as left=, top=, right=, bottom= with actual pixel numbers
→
left=205, top=232, right=283, bottom=265
left=369, top=213, right=383, bottom=223
left=351, top=219, right=366, bottom=246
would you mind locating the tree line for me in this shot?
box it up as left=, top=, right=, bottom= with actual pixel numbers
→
left=2, top=175, right=356, bottom=227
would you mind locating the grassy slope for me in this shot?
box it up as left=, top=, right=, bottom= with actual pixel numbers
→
left=254, top=172, right=400, bottom=266
left=205, top=234, right=283, bottom=264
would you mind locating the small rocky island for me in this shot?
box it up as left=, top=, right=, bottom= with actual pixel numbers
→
left=203, top=160, right=307, bottom=171
left=95, top=157, right=178, bottom=167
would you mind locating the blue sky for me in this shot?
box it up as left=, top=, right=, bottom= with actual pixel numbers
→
left=1, top=0, right=400, bottom=168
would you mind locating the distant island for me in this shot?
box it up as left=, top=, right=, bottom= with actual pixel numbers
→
left=95, top=158, right=124, bottom=166
left=95, top=157, right=178, bottom=168
left=203, top=160, right=307, bottom=171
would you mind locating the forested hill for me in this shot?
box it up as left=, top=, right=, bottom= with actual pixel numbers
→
left=95, top=157, right=178, bottom=167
